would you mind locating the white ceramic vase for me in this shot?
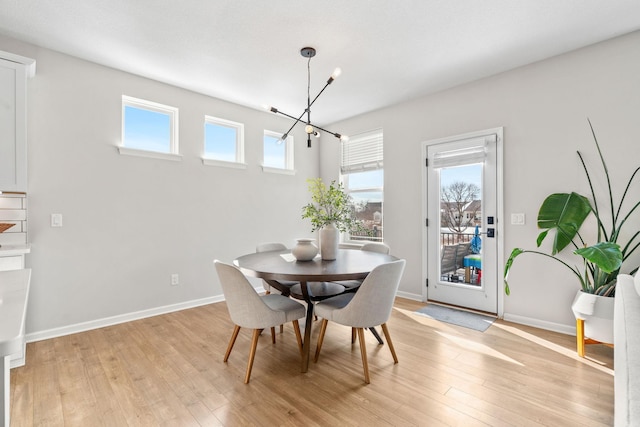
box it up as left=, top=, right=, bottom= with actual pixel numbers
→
left=320, top=222, right=339, bottom=260
left=291, top=238, right=318, bottom=261
left=571, top=290, right=615, bottom=344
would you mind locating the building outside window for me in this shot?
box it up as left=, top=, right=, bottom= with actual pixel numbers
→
left=341, top=129, right=384, bottom=242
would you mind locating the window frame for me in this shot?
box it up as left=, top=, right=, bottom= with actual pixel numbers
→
left=261, top=129, right=295, bottom=175
left=202, top=115, right=246, bottom=169
left=119, top=95, right=181, bottom=161
left=340, top=129, right=384, bottom=243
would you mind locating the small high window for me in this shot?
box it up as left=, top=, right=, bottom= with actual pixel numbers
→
left=120, top=96, right=180, bottom=160
left=203, top=116, right=245, bottom=168
left=262, top=130, right=294, bottom=174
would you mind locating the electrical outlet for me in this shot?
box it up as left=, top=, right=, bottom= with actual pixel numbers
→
left=171, top=274, right=179, bottom=286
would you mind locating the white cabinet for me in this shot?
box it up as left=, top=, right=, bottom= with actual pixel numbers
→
left=0, top=52, right=34, bottom=192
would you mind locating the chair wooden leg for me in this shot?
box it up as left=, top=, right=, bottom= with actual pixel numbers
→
left=224, top=325, right=241, bottom=362
left=292, top=320, right=303, bottom=357
left=381, top=323, right=398, bottom=364
left=280, top=324, right=284, bottom=334
left=351, top=327, right=356, bottom=344
left=356, top=328, right=370, bottom=384
left=244, top=329, right=261, bottom=384
left=270, top=327, right=276, bottom=344
left=314, top=319, right=329, bottom=363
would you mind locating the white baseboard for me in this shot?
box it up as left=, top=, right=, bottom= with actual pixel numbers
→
left=396, top=290, right=423, bottom=302
left=25, top=295, right=225, bottom=344
left=503, top=313, right=575, bottom=336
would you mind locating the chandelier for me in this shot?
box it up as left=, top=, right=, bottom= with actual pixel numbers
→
left=267, top=47, right=348, bottom=148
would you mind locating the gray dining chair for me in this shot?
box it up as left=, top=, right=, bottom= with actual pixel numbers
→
left=256, top=242, right=302, bottom=333
left=313, top=259, right=406, bottom=384
left=331, top=242, right=392, bottom=344
left=214, top=260, right=305, bottom=384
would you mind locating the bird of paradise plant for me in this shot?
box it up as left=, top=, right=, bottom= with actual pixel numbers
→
left=504, top=120, right=639, bottom=296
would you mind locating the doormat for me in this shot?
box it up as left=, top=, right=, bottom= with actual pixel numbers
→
left=414, top=304, right=495, bottom=332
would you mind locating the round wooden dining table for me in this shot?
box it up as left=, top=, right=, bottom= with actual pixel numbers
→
left=234, top=248, right=398, bottom=372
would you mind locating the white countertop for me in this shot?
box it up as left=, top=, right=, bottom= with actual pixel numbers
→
left=0, top=244, right=31, bottom=257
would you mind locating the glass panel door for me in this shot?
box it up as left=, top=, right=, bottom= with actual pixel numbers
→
left=425, top=131, right=500, bottom=313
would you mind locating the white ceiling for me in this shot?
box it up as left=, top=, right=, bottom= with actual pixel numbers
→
left=1, top=1, right=640, bottom=124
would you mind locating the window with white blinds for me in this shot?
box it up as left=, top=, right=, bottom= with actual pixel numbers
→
left=430, top=134, right=496, bottom=169
left=341, top=129, right=383, bottom=173
left=340, top=129, right=384, bottom=243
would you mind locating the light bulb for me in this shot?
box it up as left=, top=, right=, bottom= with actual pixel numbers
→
left=331, top=68, right=342, bottom=79
left=340, top=134, right=349, bottom=142
left=305, top=125, right=314, bottom=134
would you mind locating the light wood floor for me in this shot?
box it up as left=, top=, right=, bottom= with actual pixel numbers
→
left=10, top=298, right=614, bottom=426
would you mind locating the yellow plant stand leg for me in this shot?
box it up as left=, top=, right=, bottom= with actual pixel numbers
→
left=576, top=318, right=586, bottom=357
left=576, top=318, right=613, bottom=357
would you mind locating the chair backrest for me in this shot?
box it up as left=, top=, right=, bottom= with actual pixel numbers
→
left=455, top=242, right=471, bottom=269
left=256, top=242, right=287, bottom=253
left=441, top=245, right=458, bottom=275
left=361, top=242, right=391, bottom=254
left=331, top=259, right=406, bottom=328
left=214, top=260, right=285, bottom=329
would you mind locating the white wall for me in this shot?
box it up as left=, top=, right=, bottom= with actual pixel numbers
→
left=322, top=31, right=640, bottom=333
left=2, top=30, right=639, bottom=339
left=0, top=36, right=321, bottom=338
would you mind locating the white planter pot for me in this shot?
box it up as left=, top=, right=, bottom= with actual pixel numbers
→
left=291, top=238, right=318, bottom=261
left=320, top=223, right=339, bottom=260
left=571, top=290, right=615, bottom=344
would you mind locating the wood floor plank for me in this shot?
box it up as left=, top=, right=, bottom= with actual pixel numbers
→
left=31, top=339, right=65, bottom=426
left=9, top=343, right=34, bottom=427
left=8, top=297, right=613, bottom=426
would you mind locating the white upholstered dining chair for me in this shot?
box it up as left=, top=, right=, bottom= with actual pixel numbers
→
left=214, top=260, right=305, bottom=384
left=256, top=242, right=302, bottom=333
left=313, top=259, right=406, bottom=384
left=360, top=242, right=391, bottom=254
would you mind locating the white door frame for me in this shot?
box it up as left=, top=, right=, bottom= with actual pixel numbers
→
left=421, top=128, right=505, bottom=318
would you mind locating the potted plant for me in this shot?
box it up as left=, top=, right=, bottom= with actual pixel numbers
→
left=504, top=120, right=639, bottom=347
left=301, top=178, right=368, bottom=260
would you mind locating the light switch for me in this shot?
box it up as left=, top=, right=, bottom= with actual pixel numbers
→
left=511, top=213, right=525, bottom=225
left=51, top=213, right=63, bottom=227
